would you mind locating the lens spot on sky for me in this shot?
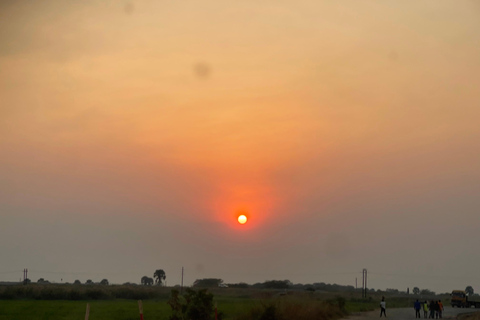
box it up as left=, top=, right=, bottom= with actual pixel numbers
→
left=124, top=2, right=134, bottom=15
left=388, top=50, right=399, bottom=62
left=193, top=62, right=211, bottom=79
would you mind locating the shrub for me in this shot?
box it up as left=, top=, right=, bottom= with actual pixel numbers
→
left=86, top=288, right=108, bottom=300
left=234, top=296, right=346, bottom=320
left=168, top=288, right=217, bottom=320
left=68, top=289, right=83, bottom=300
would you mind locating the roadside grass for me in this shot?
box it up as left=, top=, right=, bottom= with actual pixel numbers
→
left=345, top=300, right=377, bottom=313
left=0, top=285, right=445, bottom=320
left=0, top=296, right=345, bottom=320
left=231, top=295, right=347, bottom=320
left=0, top=300, right=172, bottom=320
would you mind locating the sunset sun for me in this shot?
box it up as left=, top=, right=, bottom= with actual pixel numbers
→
left=237, top=215, right=248, bottom=225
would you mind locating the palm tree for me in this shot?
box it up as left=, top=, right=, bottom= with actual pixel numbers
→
left=153, top=269, right=166, bottom=286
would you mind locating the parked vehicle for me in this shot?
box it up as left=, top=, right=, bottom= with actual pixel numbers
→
left=451, top=290, right=480, bottom=308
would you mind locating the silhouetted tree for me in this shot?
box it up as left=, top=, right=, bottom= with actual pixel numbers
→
left=100, top=279, right=109, bottom=285
left=413, top=287, right=420, bottom=295
left=466, top=286, right=474, bottom=295
left=263, top=280, right=292, bottom=289
left=184, top=288, right=215, bottom=320
left=74, top=280, right=81, bottom=285
left=141, top=276, right=154, bottom=286
left=154, top=269, right=166, bottom=286
left=167, top=288, right=215, bottom=320
left=85, top=279, right=94, bottom=285
left=420, top=289, right=435, bottom=295
left=193, top=278, right=223, bottom=288
left=228, top=282, right=249, bottom=288
left=168, top=289, right=187, bottom=320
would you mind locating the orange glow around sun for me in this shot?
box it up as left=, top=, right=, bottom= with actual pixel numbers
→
left=207, top=182, right=278, bottom=232
left=237, top=214, right=247, bottom=225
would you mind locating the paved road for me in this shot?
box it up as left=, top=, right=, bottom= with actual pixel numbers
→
left=345, top=307, right=477, bottom=320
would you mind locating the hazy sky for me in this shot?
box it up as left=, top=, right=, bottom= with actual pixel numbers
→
left=1, top=0, right=480, bottom=293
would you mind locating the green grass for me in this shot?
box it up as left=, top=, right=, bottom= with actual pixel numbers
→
left=0, top=295, right=366, bottom=320
left=0, top=300, right=172, bottom=320
left=0, top=286, right=445, bottom=320
left=0, top=298, right=262, bottom=320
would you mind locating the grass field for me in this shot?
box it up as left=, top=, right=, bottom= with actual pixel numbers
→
left=0, top=285, right=445, bottom=320
left=0, top=296, right=347, bottom=320
left=0, top=297, right=347, bottom=320
left=0, top=300, right=170, bottom=320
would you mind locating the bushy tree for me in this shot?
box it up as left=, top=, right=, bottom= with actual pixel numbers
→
left=100, top=279, right=109, bottom=285
left=413, top=287, right=420, bottom=295
left=73, top=280, right=81, bottom=285
left=228, top=282, right=249, bottom=288
left=141, top=276, right=154, bottom=286
left=193, top=278, right=223, bottom=288
left=262, top=280, right=292, bottom=289
left=168, top=288, right=217, bottom=320
left=154, top=269, right=166, bottom=286
left=168, top=289, right=188, bottom=320
left=466, top=286, right=474, bottom=295
left=386, top=288, right=399, bottom=294
left=184, top=289, right=216, bottom=320
left=85, top=279, right=94, bottom=285
left=420, top=289, right=435, bottom=296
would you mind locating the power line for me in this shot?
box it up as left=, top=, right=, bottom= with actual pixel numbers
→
left=0, top=270, right=21, bottom=274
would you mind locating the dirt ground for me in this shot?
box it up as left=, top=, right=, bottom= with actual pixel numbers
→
left=344, top=307, right=477, bottom=320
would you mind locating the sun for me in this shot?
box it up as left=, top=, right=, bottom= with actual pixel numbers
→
left=237, top=214, right=247, bottom=225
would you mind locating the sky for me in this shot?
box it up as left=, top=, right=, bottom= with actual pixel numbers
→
left=1, top=0, right=480, bottom=294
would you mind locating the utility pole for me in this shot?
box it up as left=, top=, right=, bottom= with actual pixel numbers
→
left=181, top=267, right=184, bottom=294
left=362, top=269, right=367, bottom=298
left=23, top=268, right=28, bottom=285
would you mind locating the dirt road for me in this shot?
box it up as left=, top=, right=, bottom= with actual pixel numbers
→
left=345, top=307, right=477, bottom=320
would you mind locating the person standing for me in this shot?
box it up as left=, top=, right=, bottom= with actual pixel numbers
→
left=414, top=300, right=422, bottom=318
left=438, top=300, right=444, bottom=318
left=423, top=301, right=429, bottom=318
left=380, top=296, right=387, bottom=317
left=429, top=300, right=435, bottom=319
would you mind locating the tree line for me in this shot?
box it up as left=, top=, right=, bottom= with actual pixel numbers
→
left=21, top=269, right=478, bottom=297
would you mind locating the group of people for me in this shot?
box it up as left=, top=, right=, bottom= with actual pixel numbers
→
left=414, top=299, right=444, bottom=319
left=380, top=297, right=445, bottom=318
